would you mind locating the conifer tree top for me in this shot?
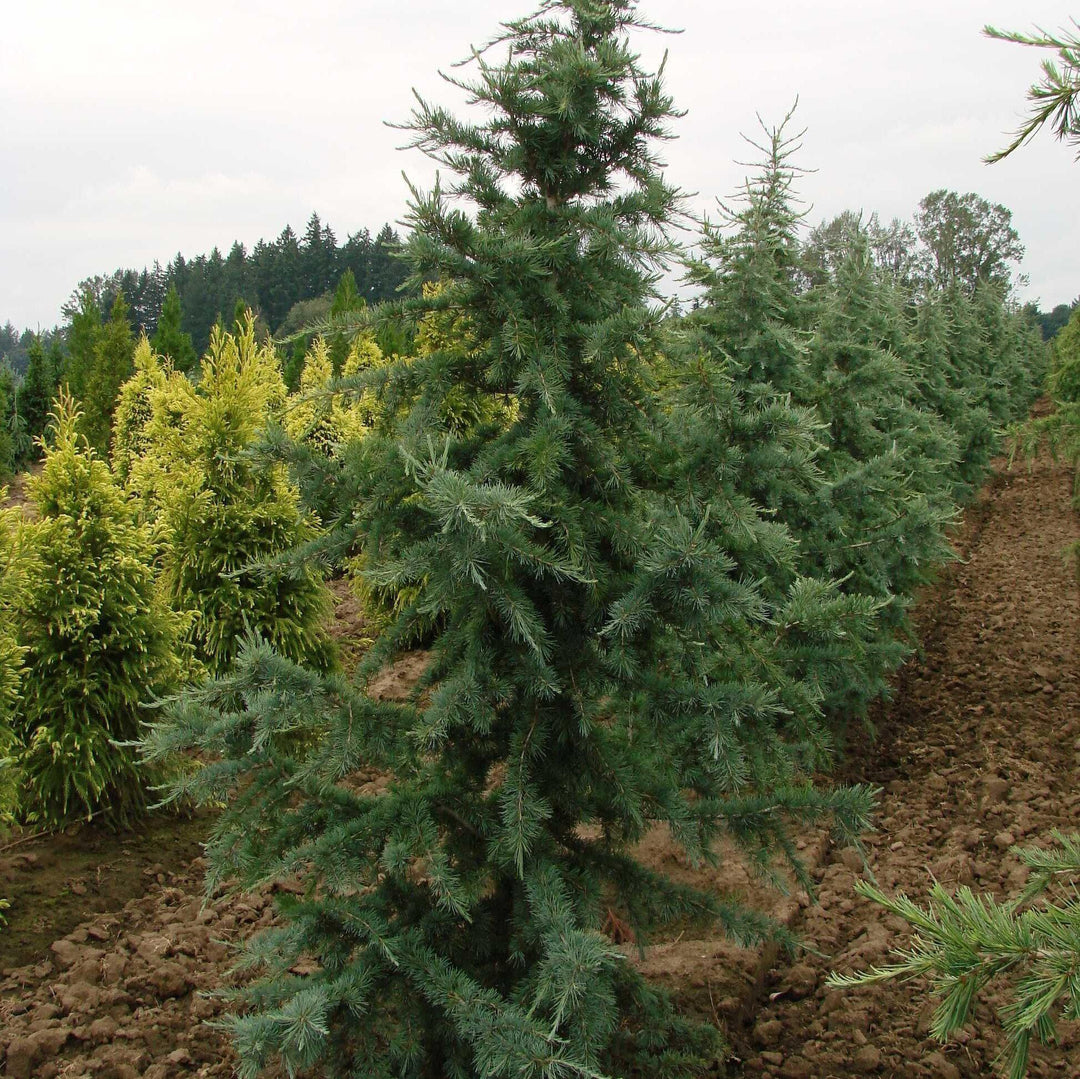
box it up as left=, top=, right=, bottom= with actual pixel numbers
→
left=407, top=0, right=681, bottom=209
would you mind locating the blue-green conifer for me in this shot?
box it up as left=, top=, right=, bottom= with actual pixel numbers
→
left=144, top=6, right=874, bottom=1076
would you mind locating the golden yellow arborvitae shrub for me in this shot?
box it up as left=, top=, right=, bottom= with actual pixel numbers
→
left=10, top=396, right=188, bottom=828
left=0, top=498, right=26, bottom=830
left=284, top=336, right=374, bottom=456
left=411, top=282, right=518, bottom=434
left=137, top=315, right=335, bottom=675
left=111, top=335, right=171, bottom=485
left=340, top=331, right=392, bottom=427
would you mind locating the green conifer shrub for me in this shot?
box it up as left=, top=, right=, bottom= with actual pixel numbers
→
left=1011, top=302, right=1080, bottom=502
left=138, top=315, right=335, bottom=675
left=799, top=233, right=958, bottom=716
left=668, top=114, right=882, bottom=747
left=906, top=292, right=997, bottom=502
left=62, top=286, right=103, bottom=405
left=0, top=373, right=15, bottom=479
left=17, top=336, right=60, bottom=458
left=2, top=361, right=34, bottom=472
left=0, top=500, right=26, bottom=828
left=151, top=284, right=198, bottom=373
left=10, top=395, right=186, bottom=828
left=144, top=6, right=874, bottom=1076
left=329, top=269, right=366, bottom=375
left=1049, top=303, right=1080, bottom=402
left=82, top=291, right=136, bottom=452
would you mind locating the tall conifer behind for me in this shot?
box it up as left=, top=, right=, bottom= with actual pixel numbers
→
left=145, top=5, right=873, bottom=1076
left=151, top=284, right=197, bottom=373
left=801, top=233, right=958, bottom=714
left=0, top=371, right=15, bottom=478
left=670, top=116, right=880, bottom=741
left=905, top=293, right=993, bottom=501
left=18, top=337, right=60, bottom=455
left=62, top=286, right=102, bottom=405
left=83, top=291, right=136, bottom=452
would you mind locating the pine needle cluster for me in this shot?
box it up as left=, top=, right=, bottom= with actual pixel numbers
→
left=829, top=832, right=1080, bottom=1079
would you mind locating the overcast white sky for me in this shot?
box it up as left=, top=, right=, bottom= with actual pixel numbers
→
left=1, top=1, right=1077, bottom=331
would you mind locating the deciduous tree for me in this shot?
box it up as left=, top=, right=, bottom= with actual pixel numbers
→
left=914, top=190, right=1024, bottom=296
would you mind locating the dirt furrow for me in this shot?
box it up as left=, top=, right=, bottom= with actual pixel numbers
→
left=733, top=456, right=1080, bottom=1078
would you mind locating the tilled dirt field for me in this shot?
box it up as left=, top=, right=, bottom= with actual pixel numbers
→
left=1, top=451, right=1078, bottom=1078
left=731, top=457, right=1080, bottom=1078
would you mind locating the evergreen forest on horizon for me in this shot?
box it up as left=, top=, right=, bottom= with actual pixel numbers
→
left=0, top=212, right=410, bottom=375
left=1, top=204, right=1078, bottom=391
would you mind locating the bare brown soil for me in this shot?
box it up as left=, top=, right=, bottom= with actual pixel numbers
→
left=0, top=451, right=1077, bottom=1078
left=727, top=455, right=1080, bottom=1078
left=324, top=575, right=372, bottom=676
left=2, top=464, right=42, bottom=518
left=0, top=814, right=210, bottom=973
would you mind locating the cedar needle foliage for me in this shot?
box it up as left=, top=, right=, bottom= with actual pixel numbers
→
left=145, top=4, right=874, bottom=1076
left=828, top=832, right=1080, bottom=1079
left=984, top=20, right=1080, bottom=162
left=670, top=113, right=889, bottom=731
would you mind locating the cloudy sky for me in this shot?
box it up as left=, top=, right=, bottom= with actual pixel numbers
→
left=2, top=0, right=1077, bottom=331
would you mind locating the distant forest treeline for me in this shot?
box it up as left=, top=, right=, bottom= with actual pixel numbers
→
left=0, top=210, right=1075, bottom=381
left=0, top=213, right=411, bottom=375
left=1039, top=300, right=1080, bottom=340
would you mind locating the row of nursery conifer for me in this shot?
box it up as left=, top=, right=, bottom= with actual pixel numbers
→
left=831, top=289, right=1080, bottom=1079
left=0, top=1, right=1048, bottom=1075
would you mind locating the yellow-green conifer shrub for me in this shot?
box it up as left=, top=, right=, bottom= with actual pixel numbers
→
left=1048, top=305, right=1080, bottom=404
left=0, top=504, right=20, bottom=926
left=284, top=336, right=371, bottom=456
left=0, top=499, right=26, bottom=829
left=340, top=331, right=392, bottom=427
left=144, top=316, right=335, bottom=675
left=410, top=282, right=518, bottom=433
left=11, top=396, right=188, bottom=828
left=112, top=335, right=171, bottom=486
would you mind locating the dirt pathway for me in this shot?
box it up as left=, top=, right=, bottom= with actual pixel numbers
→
left=733, top=457, right=1080, bottom=1077
left=2, top=463, right=42, bottom=519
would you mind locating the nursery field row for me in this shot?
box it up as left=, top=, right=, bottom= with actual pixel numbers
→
left=1, top=445, right=1077, bottom=1078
